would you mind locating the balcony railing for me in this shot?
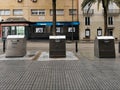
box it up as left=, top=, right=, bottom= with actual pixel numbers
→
left=83, top=9, right=94, bottom=16
left=103, top=9, right=120, bottom=16
left=108, top=9, right=120, bottom=16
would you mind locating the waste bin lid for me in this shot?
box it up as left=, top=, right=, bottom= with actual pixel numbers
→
left=7, top=35, right=25, bottom=39
left=49, top=35, right=66, bottom=39
left=97, top=36, right=114, bottom=39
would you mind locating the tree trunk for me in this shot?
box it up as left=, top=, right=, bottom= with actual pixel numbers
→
left=102, top=0, right=108, bottom=36
left=104, top=9, right=108, bottom=36
left=52, top=0, right=56, bottom=35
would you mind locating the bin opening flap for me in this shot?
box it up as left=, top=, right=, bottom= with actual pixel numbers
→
left=7, top=35, right=25, bottom=39
left=97, top=36, right=114, bottom=39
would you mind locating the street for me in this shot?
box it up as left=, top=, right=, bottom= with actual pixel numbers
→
left=0, top=40, right=120, bottom=89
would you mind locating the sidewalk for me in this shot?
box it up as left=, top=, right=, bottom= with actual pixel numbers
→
left=0, top=41, right=120, bottom=89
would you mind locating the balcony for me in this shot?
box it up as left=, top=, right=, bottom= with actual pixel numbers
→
left=108, top=9, right=120, bottom=16
left=83, top=9, right=94, bottom=16
left=102, top=9, right=120, bottom=16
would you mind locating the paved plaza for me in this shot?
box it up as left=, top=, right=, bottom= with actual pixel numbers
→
left=0, top=41, right=120, bottom=89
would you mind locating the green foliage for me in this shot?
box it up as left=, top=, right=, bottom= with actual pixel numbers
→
left=114, top=0, right=120, bottom=8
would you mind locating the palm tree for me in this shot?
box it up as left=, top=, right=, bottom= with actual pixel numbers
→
left=81, top=0, right=118, bottom=36
left=114, top=0, right=120, bottom=8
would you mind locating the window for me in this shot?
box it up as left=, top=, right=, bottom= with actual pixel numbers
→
left=50, top=9, right=64, bottom=16
left=69, top=9, right=77, bottom=15
left=13, top=9, right=23, bottom=16
left=85, top=29, right=90, bottom=38
left=2, top=26, right=10, bottom=38
left=11, top=26, right=16, bottom=35
left=108, top=17, right=113, bottom=25
left=0, top=9, right=10, bottom=16
left=108, top=29, right=113, bottom=36
left=56, top=27, right=61, bottom=33
left=68, top=27, right=75, bottom=32
left=85, top=17, right=90, bottom=25
left=97, top=28, right=102, bottom=36
left=31, top=9, right=45, bottom=16
left=16, top=26, right=25, bottom=35
left=35, top=28, right=44, bottom=33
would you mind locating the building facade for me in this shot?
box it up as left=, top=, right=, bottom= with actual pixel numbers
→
left=0, top=0, right=79, bottom=40
left=79, top=0, right=120, bottom=41
left=0, top=0, right=120, bottom=41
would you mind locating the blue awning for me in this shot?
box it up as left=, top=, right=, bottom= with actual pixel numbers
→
left=31, top=21, right=80, bottom=26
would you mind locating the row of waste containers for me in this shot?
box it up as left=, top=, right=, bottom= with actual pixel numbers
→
left=2, top=35, right=120, bottom=58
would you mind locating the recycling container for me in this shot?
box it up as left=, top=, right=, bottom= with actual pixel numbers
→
left=94, top=36, right=115, bottom=58
left=49, top=35, right=66, bottom=58
left=6, top=35, right=26, bottom=57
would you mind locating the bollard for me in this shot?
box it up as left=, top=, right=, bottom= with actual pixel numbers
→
left=75, top=41, right=78, bottom=53
left=118, top=42, right=120, bottom=53
left=3, top=38, right=6, bottom=53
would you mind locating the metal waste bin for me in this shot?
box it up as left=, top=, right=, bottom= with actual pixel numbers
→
left=6, top=35, right=26, bottom=57
left=94, top=36, right=115, bottom=58
left=49, top=35, right=66, bottom=58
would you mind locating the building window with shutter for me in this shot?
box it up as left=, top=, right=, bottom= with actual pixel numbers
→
left=13, top=9, right=23, bottom=16
left=50, top=9, right=64, bottom=16
left=108, top=16, right=113, bottom=25
left=85, top=17, right=90, bottom=25
left=31, top=9, right=45, bottom=16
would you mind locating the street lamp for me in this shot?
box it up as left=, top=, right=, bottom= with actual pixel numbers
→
left=72, top=0, right=78, bottom=52
left=72, top=0, right=74, bottom=41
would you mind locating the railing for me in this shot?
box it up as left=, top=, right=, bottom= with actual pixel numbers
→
left=103, top=9, right=120, bottom=16
left=83, top=9, right=94, bottom=16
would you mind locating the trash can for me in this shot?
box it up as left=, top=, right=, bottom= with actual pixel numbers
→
left=94, top=36, right=116, bottom=58
left=6, top=35, right=26, bottom=57
left=49, top=35, right=66, bottom=58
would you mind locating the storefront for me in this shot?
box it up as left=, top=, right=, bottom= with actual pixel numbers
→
left=0, top=18, right=29, bottom=39
left=0, top=19, right=80, bottom=40
left=29, top=21, right=80, bottom=40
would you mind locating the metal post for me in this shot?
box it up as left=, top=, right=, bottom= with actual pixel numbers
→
left=3, top=39, right=6, bottom=53
left=72, top=0, right=78, bottom=52
left=75, top=41, right=78, bottom=52
left=72, top=0, right=74, bottom=41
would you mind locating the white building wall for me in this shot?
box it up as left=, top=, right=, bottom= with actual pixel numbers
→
left=79, top=0, right=120, bottom=41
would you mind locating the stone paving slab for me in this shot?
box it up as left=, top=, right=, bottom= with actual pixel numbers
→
left=0, top=54, right=31, bottom=61
left=0, top=42, right=120, bottom=90
left=0, top=51, right=79, bottom=61
left=38, top=51, right=79, bottom=61
left=0, top=60, right=120, bottom=90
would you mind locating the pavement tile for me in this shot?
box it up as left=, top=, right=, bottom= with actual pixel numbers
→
left=0, top=42, right=119, bottom=89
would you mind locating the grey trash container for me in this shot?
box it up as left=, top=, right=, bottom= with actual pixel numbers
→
left=94, top=36, right=116, bottom=58
left=6, top=35, right=26, bottom=57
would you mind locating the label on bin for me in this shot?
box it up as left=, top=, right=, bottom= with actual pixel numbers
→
left=11, top=40, right=18, bottom=44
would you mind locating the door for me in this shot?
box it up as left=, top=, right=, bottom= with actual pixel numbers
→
left=108, top=29, right=113, bottom=36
